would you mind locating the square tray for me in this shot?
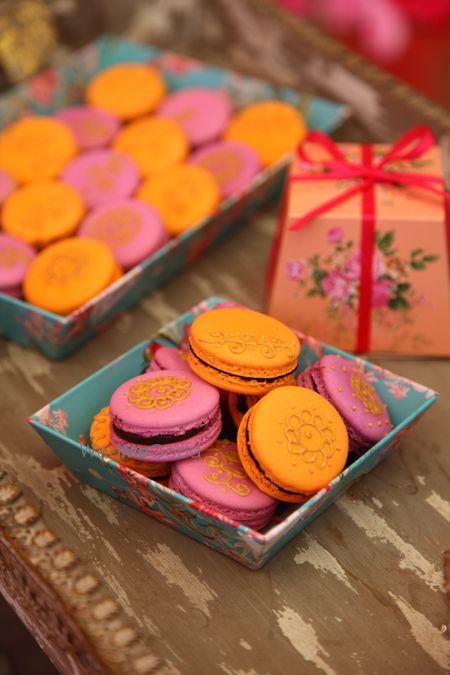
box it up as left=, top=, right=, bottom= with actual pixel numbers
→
left=29, top=297, right=438, bottom=569
left=0, top=35, right=347, bottom=359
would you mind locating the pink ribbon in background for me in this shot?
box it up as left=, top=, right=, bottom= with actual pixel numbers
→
left=288, top=125, right=450, bottom=352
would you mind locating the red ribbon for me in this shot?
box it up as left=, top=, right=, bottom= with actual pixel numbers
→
left=288, top=125, right=450, bottom=353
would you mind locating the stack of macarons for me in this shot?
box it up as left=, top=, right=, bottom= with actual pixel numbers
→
left=0, top=61, right=306, bottom=315
left=89, top=307, right=393, bottom=531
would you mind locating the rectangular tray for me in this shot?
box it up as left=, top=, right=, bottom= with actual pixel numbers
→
left=0, top=35, right=347, bottom=359
left=29, top=296, right=438, bottom=569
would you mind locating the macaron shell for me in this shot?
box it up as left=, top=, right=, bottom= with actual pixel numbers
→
left=3, top=180, right=85, bottom=247
left=138, top=164, right=220, bottom=235
left=0, top=116, right=78, bottom=183
left=23, top=237, right=118, bottom=315
left=225, top=101, right=306, bottom=167
left=110, top=415, right=221, bottom=463
left=0, top=171, right=15, bottom=205
left=146, top=346, right=192, bottom=373
left=62, top=149, right=139, bottom=209
left=78, top=199, right=168, bottom=270
left=190, top=140, right=261, bottom=197
left=0, top=234, right=35, bottom=291
left=56, top=106, right=120, bottom=150
left=158, top=88, right=232, bottom=146
left=189, top=308, right=300, bottom=379
left=316, top=355, right=393, bottom=444
left=114, top=117, right=188, bottom=178
left=86, top=64, right=166, bottom=120
left=90, top=407, right=170, bottom=477
left=109, top=370, right=220, bottom=436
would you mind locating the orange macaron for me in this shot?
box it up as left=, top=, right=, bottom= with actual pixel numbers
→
left=225, top=101, right=306, bottom=167
left=237, top=386, right=349, bottom=503
left=24, top=237, right=121, bottom=315
left=138, top=164, right=220, bottom=236
left=86, top=63, right=166, bottom=120
left=0, top=116, right=78, bottom=183
left=2, top=180, right=85, bottom=247
left=90, top=407, right=170, bottom=479
left=187, top=308, right=300, bottom=395
left=114, top=116, right=188, bottom=178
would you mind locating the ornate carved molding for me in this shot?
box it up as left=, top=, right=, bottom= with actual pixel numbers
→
left=0, top=468, right=169, bottom=674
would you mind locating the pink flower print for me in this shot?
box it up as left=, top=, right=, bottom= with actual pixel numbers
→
left=327, top=227, right=345, bottom=243
left=346, top=252, right=385, bottom=281
left=286, top=258, right=307, bottom=281
left=386, top=381, right=409, bottom=399
left=372, top=278, right=393, bottom=308
left=322, top=270, right=353, bottom=302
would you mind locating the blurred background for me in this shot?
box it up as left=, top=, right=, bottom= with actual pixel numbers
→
left=0, top=0, right=449, bottom=673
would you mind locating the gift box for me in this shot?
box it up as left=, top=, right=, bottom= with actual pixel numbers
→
left=28, top=296, right=437, bottom=569
left=267, top=127, right=450, bottom=356
left=0, top=35, right=347, bottom=359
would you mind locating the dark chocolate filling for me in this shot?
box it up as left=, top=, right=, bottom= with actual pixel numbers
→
left=244, top=417, right=302, bottom=497
left=236, top=394, right=248, bottom=414
left=190, top=346, right=297, bottom=383
left=112, top=420, right=210, bottom=446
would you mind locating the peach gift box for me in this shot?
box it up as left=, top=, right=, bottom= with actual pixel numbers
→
left=267, top=134, right=450, bottom=356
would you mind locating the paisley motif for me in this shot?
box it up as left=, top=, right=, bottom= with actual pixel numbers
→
left=127, top=375, right=191, bottom=410
left=200, top=330, right=296, bottom=359
left=202, top=446, right=251, bottom=497
left=350, top=372, right=383, bottom=416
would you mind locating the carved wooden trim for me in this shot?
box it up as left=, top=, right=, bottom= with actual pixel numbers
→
left=0, top=468, right=169, bottom=675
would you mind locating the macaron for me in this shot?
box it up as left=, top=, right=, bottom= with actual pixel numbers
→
left=24, top=237, right=121, bottom=315
left=56, top=105, right=120, bottom=150
left=109, top=370, right=221, bottom=462
left=0, top=116, right=77, bottom=183
left=113, top=117, right=188, bottom=178
left=138, top=164, right=220, bottom=236
left=86, top=64, right=166, bottom=120
left=2, top=180, right=85, bottom=247
left=187, top=308, right=301, bottom=395
left=0, top=233, right=35, bottom=297
left=190, top=140, right=261, bottom=198
left=0, top=171, right=15, bottom=205
left=228, top=392, right=260, bottom=428
left=90, top=407, right=170, bottom=479
left=62, top=149, right=139, bottom=209
left=297, top=355, right=393, bottom=455
left=158, top=87, right=232, bottom=146
left=237, top=386, right=349, bottom=503
left=225, top=101, right=306, bottom=167
left=78, top=199, right=168, bottom=271
left=169, top=439, right=277, bottom=530
left=145, top=346, right=192, bottom=373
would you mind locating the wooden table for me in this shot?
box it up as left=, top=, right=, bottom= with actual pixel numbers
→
left=0, top=2, right=449, bottom=673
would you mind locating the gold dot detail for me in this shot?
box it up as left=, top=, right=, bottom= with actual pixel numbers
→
left=377, top=421, right=382, bottom=427
left=368, top=422, right=373, bottom=428
left=337, top=386, right=343, bottom=392
left=351, top=405, right=357, bottom=411
left=342, top=366, right=347, bottom=372
left=330, top=365, right=336, bottom=371
left=309, top=468, right=314, bottom=474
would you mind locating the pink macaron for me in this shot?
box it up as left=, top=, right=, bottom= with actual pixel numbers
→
left=56, top=105, right=120, bottom=150
left=145, top=346, right=192, bottom=373
left=78, top=198, right=168, bottom=271
left=109, top=370, right=221, bottom=462
left=158, top=87, right=232, bottom=146
left=297, top=354, right=393, bottom=456
left=62, top=149, right=139, bottom=208
left=0, top=171, right=15, bottom=206
left=169, top=439, right=278, bottom=530
left=190, top=140, right=261, bottom=198
left=0, top=233, right=35, bottom=296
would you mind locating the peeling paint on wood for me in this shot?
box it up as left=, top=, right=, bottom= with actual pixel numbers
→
left=294, top=533, right=355, bottom=592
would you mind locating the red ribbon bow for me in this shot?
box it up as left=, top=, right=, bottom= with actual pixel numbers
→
left=288, top=125, right=450, bottom=353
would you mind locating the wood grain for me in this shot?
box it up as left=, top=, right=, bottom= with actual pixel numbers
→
left=0, top=2, right=449, bottom=673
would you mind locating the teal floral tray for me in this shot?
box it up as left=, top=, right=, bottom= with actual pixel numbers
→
left=29, top=297, right=437, bottom=569
left=0, top=35, right=348, bottom=359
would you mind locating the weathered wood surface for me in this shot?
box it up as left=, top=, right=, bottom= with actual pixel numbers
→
left=1, top=2, right=450, bottom=674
